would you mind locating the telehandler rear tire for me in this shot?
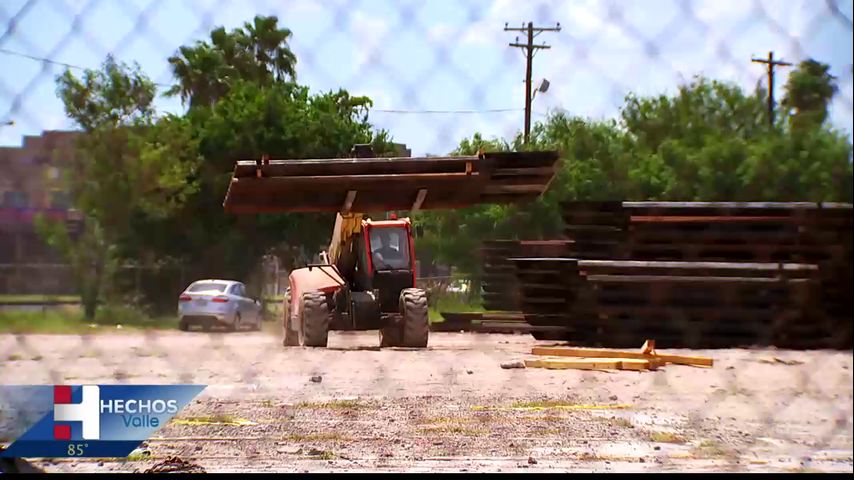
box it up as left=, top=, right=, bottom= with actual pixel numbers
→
left=379, top=324, right=402, bottom=347
left=400, top=288, right=428, bottom=348
left=301, top=291, right=330, bottom=347
left=283, top=312, right=301, bottom=346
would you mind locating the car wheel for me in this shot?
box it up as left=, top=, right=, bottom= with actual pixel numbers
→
left=178, top=318, right=189, bottom=332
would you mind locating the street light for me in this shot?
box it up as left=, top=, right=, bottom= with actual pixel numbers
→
left=531, top=78, right=550, bottom=101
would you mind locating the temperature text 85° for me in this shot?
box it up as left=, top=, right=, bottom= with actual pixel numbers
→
left=68, top=443, right=88, bottom=456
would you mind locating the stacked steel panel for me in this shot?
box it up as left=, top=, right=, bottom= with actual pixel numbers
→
left=479, top=240, right=571, bottom=311
left=509, top=202, right=853, bottom=349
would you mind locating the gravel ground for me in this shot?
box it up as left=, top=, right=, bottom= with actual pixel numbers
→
left=1, top=330, right=852, bottom=473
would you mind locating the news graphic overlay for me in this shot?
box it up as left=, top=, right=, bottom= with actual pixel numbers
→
left=0, top=385, right=205, bottom=458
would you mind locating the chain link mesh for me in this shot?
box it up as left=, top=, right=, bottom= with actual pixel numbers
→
left=1, top=0, right=853, bottom=473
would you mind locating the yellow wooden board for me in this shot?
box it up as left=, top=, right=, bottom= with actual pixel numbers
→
left=524, top=357, right=653, bottom=371
left=531, top=346, right=713, bottom=367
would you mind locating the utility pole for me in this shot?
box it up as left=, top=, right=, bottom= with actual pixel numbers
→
left=505, top=21, right=560, bottom=144
left=751, top=51, right=792, bottom=127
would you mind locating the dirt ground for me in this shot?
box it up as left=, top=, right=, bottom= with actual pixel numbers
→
left=1, top=329, right=852, bottom=473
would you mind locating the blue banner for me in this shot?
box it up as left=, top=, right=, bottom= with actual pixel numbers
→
left=0, top=384, right=205, bottom=458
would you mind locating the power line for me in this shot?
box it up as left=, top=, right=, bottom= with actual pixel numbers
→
left=0, top=47, right=85, bottom=71
left=0, top=47, right=172, bottom=88
left=0, top=48, right=545, bottom=118
left=372, top=108, right=522, bottom=114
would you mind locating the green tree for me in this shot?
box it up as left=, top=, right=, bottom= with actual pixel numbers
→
left=420, top=72, right=853, bottom=288
left=619, top=77, right=769, bottom=200
left=167, top=15, right=297, bottom=107
left=44, top=56, right=200, bottom=319
left=124, top=80, right=393, bottom=312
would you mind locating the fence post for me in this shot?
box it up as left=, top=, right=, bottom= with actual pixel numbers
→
left=135, top=264, right=141, bottom=308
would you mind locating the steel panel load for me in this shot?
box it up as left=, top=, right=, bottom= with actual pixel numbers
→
left=223, top=151, right=560, bottom=213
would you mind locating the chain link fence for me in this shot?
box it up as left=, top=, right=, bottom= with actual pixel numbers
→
left=1, top=0, right=853, bottom=473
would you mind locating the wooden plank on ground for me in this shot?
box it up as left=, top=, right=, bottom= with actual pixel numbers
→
left=531, top=346, right=713, bottom=367
left=618, top=358, right=657, bottom=371
left=523, top=357, right=653, bottom=371
left=525, top=358, right=622, bottom=370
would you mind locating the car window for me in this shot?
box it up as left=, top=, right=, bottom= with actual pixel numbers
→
left=188, top=282, right=227, bottom=292
left=234, top=284, right=246, bottom=297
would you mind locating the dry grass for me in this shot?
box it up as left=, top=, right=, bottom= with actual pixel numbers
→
left=282, top=432, right=350, bottom=442
left=417, top=425, right=486, bottom=435
left=312, top=450, right=336, bottom=461
left=693, top=440, right=735, bottom=458
left=420, top=416, right=475, bottom=425
left=294, top=399, right=367, bottom=410
left=79, top=349, right=99, bottom=358
left=648, top=431, right=685, bottom=444
left=611, top=418, right=634, bottom=428
left=472, top=399, right=631, bottom=412
left=172, top=415, right=257, bottom=426
left=534, top=414, right=569, bottom=422
left=510, top=399, right=578, bottom=409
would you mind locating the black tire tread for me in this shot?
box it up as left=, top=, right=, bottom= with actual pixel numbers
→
left=401, top=288, right=429, bottom=348
left=302, top=291, right=330, bottom=347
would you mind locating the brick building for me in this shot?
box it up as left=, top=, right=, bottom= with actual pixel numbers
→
left=0, top=131, right=82, bottom=292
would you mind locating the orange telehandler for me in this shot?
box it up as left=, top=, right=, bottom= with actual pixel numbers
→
left=223, top=145, right=560, bottom=348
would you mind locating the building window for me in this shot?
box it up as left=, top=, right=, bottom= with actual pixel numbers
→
left=2, top=191, right=29, bottom=208
left=50, top=191, right=71, bottom=209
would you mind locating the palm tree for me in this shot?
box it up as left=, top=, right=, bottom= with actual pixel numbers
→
left=167, top=43, right=230, bottom=108
left=241, top=15, right=297, bottom=83
left=782, top=59, right=838, bottom=129
left=166, top=15, right=297, bottom=107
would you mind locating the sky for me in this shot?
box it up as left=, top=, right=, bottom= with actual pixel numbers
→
left=0, top=0, right=852, bottom=156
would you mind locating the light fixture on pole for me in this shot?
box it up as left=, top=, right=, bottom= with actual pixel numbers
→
left=531, top=78, right=550, bottom=101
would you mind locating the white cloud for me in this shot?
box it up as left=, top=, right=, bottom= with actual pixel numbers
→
left=461, top=0, right=535, bottom=46
left=43, top=113, right=72, bottom=131
left=462, top=22, right=498, bottom=46
left=349, top=10, right=391, bottom=71
left=288, top=0, right=326, bottom=16
left=428, top=23, right=456, bottom=44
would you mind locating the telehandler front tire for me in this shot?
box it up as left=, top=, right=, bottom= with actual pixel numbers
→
left=400, top=288, right=428, bottom=348
left=301, top=291, right=330, bottom=347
